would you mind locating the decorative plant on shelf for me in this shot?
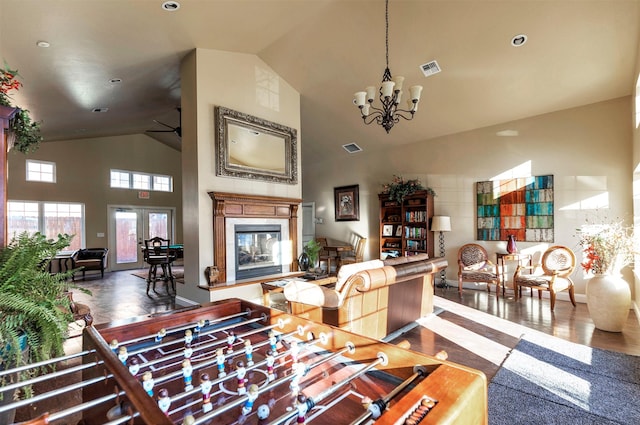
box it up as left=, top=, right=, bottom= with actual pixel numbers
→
left=381, top=175, right=436, bottom=203
left=1, top=63, right=43, bottom=154
left=0, top=232, right=89, bottom=399
left=302, top=239, right=322, bottom=270
left=575, top=218, right=636, bottom=275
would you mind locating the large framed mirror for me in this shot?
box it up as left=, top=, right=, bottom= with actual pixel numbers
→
left=215, top=106, right=298, bottom=184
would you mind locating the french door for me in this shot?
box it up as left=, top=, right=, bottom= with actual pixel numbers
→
left=108, top=206, right=174, bottom=271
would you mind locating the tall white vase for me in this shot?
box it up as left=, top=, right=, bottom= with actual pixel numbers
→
left=585, top=273, right=631, bottom=332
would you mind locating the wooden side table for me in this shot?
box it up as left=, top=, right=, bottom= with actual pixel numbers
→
left=496, top=252, right=532, bottom=295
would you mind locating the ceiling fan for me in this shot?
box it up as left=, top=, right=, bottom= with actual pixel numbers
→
left=146, top=107, right=181, bottom=137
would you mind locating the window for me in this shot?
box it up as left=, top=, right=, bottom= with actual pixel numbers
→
left=110, top=169, right=173, bottom=192
left=26, top=160, right=56, bottom=183
left=7, top=201, right=85, bottom=250
left=132, top=173, right=151, bottom=190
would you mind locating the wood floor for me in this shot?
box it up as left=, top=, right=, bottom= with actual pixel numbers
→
left=69, top=270, right=640, bottom=383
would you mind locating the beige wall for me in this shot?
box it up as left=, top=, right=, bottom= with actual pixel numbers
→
left=7, top=133, right=182, bottom=260
left=303, top=97, right=633, bottom=302
left=179, top=48, right=301, bottom=303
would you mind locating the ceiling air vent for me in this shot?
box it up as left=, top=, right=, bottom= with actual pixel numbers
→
left=343, top=143, right=362, bottom=153
left=92, top=107, right=109, bottom=113
left=420, top=60, right=441, bottom=77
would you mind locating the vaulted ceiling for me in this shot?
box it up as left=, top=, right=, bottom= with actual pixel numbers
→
left=1, top=0, right=638, bottom=167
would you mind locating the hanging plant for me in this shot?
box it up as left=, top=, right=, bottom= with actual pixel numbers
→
left=1, top=63, right=43, bottom=154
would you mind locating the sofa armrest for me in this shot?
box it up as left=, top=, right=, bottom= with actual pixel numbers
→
left=283, top=280, right=341, bottom=309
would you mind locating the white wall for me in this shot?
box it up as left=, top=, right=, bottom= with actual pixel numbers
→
left=303, top=97, right=633, bottom=299
left=179, top=48, right=301, bottom=304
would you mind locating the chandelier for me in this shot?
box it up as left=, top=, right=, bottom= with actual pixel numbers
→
left=353, top=0, right=422, bottom=133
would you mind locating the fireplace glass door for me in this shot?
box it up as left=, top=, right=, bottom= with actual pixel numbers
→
left=235, top=224, right=282, bottom=280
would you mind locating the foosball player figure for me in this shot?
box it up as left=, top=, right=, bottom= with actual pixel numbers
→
left=361, top=396, right=384, bottom=420
left=155, top=328, right=166, bottom=343
left=194, top=319, right=206, bottom=338
left=128, top=357, right=140, bottom=376
left=157, top=388, right=171, bottom=416
left=183, top=415, right=195, bottom=425
left=295, top=393, right=309, bottom=424
left=227, top=331, right=236, bottom=354
left=244, top=340, right=254, bottom=366
left=256, top=404, right=270, bottom=425
left=236, top=360, right=248, bottom=395
left=183, top=342, right=193, bottom=359
left=184, top=329, right=193, bottom=344
left=109, top=339, right=118, bottom=353
left=118, top=346, right=128, bottom=364
left=200, top=373, right=213, bottom=413
left=142, top=371, right=155, bottom=396
left=290, top=341, right=300, bottom=366
left=242, top=384, right=259, bottom=415
left=289, top=361, right=306, bottom=397
left=266, top=350, right=276, bottom=381
left=216, top=348, right=226, bottom=378
left=182, top=359, right=193, bottom=391
left=268, top=330, right=278, bottom=353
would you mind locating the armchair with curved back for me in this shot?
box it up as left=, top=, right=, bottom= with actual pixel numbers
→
left=513, top=245, right=577, bottom=311
left=457, top=243, right=500, bottom=295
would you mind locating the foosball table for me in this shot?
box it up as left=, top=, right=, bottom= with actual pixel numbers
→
left=4, top=298, right=487, bottom=424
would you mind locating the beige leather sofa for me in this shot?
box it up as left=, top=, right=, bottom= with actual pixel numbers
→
left=284, top=254, right=447, bottom=340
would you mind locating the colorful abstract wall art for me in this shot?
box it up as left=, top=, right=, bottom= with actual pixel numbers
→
left=476, top=175, right=554, bottom=242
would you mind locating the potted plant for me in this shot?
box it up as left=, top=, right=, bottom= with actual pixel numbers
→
left=576, top=218, right=636, bottom=332
left=299, top=239, right=322, bottom=272
left=1, top=64, right=42, bottom=154
left=381, top=175, right=436, bottom=203
left=0, top=232, right=89, bottom=401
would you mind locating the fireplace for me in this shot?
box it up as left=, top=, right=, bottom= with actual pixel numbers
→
left=209, top=192, right=302, bottom=283
left=234, top=224, right=282, bottom=280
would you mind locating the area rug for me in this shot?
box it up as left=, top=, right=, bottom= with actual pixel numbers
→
left=131, top=266, right=184, bottom=284
left=489, top=332, right=640, bottom=424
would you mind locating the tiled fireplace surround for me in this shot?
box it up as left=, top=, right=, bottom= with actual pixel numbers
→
left=209, top=192, right=302, bottom=283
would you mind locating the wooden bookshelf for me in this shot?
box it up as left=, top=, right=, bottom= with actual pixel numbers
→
left=379, top=190, right=434, bottom=259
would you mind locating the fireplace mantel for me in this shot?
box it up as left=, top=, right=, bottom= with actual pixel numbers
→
left=208, top=192, right=302, bottom=283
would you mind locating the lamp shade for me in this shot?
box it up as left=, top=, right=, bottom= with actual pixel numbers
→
left=431, top=216, right=451, bottom=232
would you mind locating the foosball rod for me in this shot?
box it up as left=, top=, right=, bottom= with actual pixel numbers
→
left=349, top=365, right=427, bottom=425
left=0, top=348, right=96, bottom=379
left=166, top=331, right=317, bottom=407
left=150, top=326, right=300, bottom=390
left=269, top=352, right=389, bottom=425
left=188, top=338, right=340, bottom=424
left=125, top=312, right=269, bottom=357
left=115, top=309, right=255, bottom=347
left=0, top=357, right=104, bottom=398
left=0, top=373, right=114, bottom=415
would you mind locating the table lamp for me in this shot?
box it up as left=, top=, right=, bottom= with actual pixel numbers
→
left=431, top=216, right=452, bottom=288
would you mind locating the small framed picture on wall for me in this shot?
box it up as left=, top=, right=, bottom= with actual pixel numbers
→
left=334, top=184, right=360, bottom=221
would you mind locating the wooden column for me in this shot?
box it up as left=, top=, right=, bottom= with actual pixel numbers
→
left=0, top=106, right=18, bottom=248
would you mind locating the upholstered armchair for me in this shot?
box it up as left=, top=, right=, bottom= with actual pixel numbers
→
left=513, top=245, right=577, bottom=311
left=71, top=248, right=109, bottom=280
left=457, top=243, right=500, bottom=295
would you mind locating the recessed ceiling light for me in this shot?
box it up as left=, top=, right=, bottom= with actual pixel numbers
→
left=511, top=34, right=527, bottom=47
left=496, top=129, right=519, bottom=137
left=36, top=40, right=50, bottom=48
left=162, top=1, right=180, bottom=11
